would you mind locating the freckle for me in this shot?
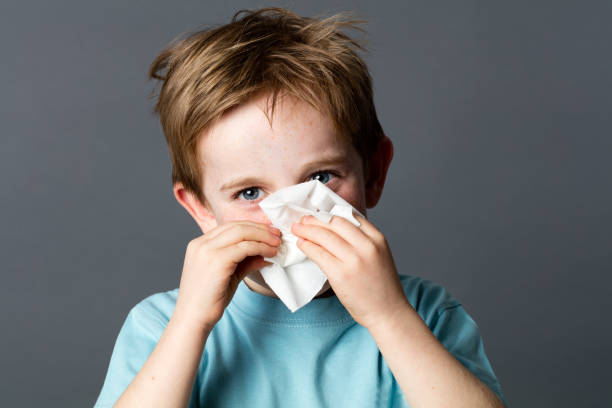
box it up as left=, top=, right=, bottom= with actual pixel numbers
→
left=152, top=376, right=155, bottom=380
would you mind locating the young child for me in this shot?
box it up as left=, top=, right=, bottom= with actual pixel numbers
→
left=94, top=7, right=506, bottom=408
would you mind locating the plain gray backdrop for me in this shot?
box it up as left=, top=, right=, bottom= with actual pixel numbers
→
left=1, top=0, right=610, bottom=407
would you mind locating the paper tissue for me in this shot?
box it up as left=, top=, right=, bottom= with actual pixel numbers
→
left=247, top=179, right=365, bottom=312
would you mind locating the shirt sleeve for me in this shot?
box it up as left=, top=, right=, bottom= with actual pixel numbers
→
left=431, top=304, right=507, bottom=406
left=93, top=304, right=165, bottom=407
left=392, top=276, right=507, bottom=407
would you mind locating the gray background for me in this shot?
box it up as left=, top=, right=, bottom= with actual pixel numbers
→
left=1, top=0, right=610, bottom=407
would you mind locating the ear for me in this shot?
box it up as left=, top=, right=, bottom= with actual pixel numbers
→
left=365, top=135, right=394, bottom=208
left=173, top=182, right=218, bottom=233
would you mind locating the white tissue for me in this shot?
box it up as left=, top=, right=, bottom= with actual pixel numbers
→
left=248, top=179, right=365, bottom=312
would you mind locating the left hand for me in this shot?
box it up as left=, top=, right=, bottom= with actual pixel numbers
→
left=291, top=212, right=412, bottom=330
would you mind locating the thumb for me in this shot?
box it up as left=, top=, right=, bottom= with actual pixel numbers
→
left=235, top=255, right=273, bottom=281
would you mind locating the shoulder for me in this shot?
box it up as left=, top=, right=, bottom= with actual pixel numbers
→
left=397, top=274, right=462, bottom=327
left=124, top=288, right=179, bottom=336
left=93, top=288, right=180, bottom=408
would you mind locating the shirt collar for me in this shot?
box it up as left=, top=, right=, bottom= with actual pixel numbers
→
left=228, top=280, right=353, bottom=326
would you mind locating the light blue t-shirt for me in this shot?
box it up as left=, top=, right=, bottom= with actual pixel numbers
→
left=94, top=274, right=506, bottom=407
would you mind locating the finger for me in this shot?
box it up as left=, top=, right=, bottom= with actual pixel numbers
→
left=350, top=212, right=384, bottom=241
left=234, top=256, right=273, bottom=282
left=204, top=220, right=278, bottom=242
left=300, top=214, right=371, bottom=249
left=213, top=223, right=282, bottom=249
left=223, top=240, right=279, bottom=265
left=292, top=222, right=353, bottom=261
left=204, top=220, right=279, bottom=242
left=297, top=236, right=339, bottom=276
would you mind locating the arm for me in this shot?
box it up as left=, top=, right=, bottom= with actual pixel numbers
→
left=367, top=304, right=506, bottom=408
left=113, top=317, right=211, bottom=408
left=291, top=213, right=505, bottom=407
left=95, top=221, right=281, bottom=407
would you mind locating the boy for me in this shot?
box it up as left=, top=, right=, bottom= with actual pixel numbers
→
left=94, top=7, right=506, bottom=408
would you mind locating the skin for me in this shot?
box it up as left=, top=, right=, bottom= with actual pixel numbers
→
left=173, top=90, right=389, bottom=299
left=115, top=91, right=504, bottom=407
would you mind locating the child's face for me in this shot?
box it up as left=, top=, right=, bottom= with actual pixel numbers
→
left=175, top=91, right=391, bottom=297
left=198, top=92, right=368, bottom=228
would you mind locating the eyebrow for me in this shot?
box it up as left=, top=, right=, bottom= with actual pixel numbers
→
left=219, top=154, right=350, bottom=192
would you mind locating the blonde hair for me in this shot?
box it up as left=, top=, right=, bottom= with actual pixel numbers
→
left=148, top=7, right=385, bottom=206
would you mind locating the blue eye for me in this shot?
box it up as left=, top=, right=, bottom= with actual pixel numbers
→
left=234, top=187, right=263, bottom=201
left=232, top=170, right=338, bottom=202
left=310, top=170, right=336, bottom=184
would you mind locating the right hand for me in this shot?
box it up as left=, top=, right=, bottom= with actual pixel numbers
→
left=172, top=220, right=282, bottom=332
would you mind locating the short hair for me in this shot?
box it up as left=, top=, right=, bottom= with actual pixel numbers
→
left=148, top=7, right=385, bottom=206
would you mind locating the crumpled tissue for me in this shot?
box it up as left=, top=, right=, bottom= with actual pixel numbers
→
left=247, top=179, right=365, bottom=312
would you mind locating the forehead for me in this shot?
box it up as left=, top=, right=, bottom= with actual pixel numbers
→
left=197, top=93, right=354, bottom=172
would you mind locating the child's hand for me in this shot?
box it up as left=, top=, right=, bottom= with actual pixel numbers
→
left=291, top=213, right=410, bottom=331
left=172, top=221, right=282, bottom=332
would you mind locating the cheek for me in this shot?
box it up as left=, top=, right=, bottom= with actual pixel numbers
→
left=220, top=208, right=271, bottom=226
left=335, top=178, right=366, bottom=214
